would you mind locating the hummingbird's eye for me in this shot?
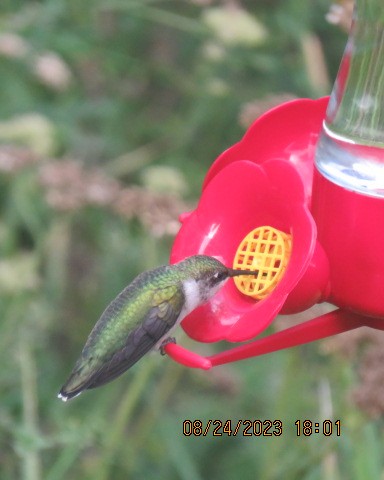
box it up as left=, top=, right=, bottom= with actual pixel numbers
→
left=213, top=271, right=226, bottom=282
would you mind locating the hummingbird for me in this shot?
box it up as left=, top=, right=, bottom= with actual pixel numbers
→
left=58, top=255, right=257, bottom=401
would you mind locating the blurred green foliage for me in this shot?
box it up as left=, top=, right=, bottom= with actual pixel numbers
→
left=0, top=1, right=383, bottom=479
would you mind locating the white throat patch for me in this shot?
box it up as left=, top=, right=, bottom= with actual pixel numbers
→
left=182, top=279, right=202, bottom=315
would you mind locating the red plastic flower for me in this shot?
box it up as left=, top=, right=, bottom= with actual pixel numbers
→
left=171, top=97, right=330, bottom=344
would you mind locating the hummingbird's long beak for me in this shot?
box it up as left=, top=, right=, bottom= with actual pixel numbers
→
left=228, top=268, right=259, bottom=277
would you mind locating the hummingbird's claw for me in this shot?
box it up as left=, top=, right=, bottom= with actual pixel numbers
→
left=160, top=337, right=176, bottom=355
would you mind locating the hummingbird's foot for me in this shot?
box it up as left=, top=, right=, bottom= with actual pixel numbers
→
left=160, top=337, right=176, bottom=356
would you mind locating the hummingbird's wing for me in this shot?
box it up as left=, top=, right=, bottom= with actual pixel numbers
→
left=86, top=287, right=185, bottom=389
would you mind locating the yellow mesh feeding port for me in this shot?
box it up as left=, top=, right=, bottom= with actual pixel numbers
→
left=233, top=226, right=292, bottom=300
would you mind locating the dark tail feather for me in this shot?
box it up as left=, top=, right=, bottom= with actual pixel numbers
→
left=57, top=384, right=84, bottom=402
left=57, top=368, right=96, bottom=402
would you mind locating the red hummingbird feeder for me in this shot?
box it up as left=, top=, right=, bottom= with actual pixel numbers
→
left=164, top=0, right=384, bottom=370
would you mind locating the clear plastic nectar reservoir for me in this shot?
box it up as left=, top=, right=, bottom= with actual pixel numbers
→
left=315, top=0, right=384, bottom=197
